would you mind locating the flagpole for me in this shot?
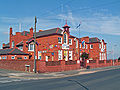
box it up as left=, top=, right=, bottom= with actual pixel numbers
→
left=34, top=16, right=37, bottom=73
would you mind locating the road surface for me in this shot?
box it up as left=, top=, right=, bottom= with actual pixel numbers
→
left=0, top=68, right=120, bottom=90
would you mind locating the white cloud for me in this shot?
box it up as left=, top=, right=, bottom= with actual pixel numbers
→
left=1, top=12, right=120, bottom=36
left=57, top=12, right=120, bottom=35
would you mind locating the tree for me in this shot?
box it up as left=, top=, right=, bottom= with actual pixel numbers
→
left=81, top=52, right=89, bottom=60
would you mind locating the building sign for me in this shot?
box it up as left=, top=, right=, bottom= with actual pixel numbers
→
left=62, top=44, right=69, bottom=49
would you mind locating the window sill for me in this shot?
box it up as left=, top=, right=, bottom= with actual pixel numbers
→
left=58, top=42, right=62, bottom=44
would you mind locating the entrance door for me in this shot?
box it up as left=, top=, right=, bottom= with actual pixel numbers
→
left=64, top=51, right=68, bottom=61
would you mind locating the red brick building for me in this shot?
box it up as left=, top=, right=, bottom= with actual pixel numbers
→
left=2, top=22, right=107, bottom=62
left=79, top=36, right=107, bottom=61
left=2, top=22, right=80, bottom=62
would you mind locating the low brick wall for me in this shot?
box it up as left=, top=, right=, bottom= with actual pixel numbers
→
left=36, top=60, right=80, bottom=73
left=0, top=60, right=80, bottom=73
left=86, top=59, right=120, bottom=69
left=0, top=60, right=34, bottom=72
left=0, top=59, right=120, bottom=73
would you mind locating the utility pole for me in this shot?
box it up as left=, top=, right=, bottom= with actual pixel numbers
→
left=34, top=16, right=37, bottom=73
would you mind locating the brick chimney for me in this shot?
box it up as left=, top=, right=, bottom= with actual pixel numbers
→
left=30, top=27, right=33, bottom=36
left=2, top=43, right=5, bottom=48
left=10, top=27, right=12, bottom=36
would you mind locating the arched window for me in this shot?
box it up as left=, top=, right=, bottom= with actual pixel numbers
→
left=64, top=33, right=67, bottom=44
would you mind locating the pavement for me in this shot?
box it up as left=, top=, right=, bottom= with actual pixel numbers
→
left=0, top=65, right=120, bottom=80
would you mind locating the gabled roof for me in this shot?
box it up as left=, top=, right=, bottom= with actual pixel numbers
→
left=0, top=48, right=29, bottom=55
left=89, top=37, right=100, bottom=43
left=79, top=37, right=101, bottom=43
left=16, top=41, right=23, bottom=46
left=35, top=28, right=63, bottom=38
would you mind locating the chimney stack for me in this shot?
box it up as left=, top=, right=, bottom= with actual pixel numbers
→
left=10, top=27, right=12, bottom=36
left=30, top=27, right=33, bottom=36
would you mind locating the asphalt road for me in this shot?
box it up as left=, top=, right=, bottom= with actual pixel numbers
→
left=0, top=68, right=120, bottom=90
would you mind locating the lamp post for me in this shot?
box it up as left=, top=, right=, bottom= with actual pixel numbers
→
left=34, top=16, right=37, bottom=73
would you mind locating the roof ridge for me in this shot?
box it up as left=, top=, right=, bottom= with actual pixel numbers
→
left=44, top=27, right=62, bottom=32
left=90, top=37, right=98, bottom=39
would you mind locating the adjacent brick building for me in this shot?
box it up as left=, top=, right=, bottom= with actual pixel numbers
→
left=79, top=36, right=107, bottom=61
left=0, top=48, right=29, bottom=60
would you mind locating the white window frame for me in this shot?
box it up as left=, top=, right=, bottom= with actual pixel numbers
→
left=99, top=44, right=101, bottom=49
left=104, top=45, right=106, bottom=49
left=80, top=53, right=82, bottom=60
left=90, top=45, right=93, bottom=49
left=79, top=44, right=81, bottom=48
left=58, top=50, right=62, bottom=60
left=86, top=45, right=88, bottom=49
left=58, top=37, right=62, bottom=44
left=69, top=51, right=72, bottom=60
left=12, top=41, right=14, bottom=48
left=28, top=44, right=34, bottom=51
left=76, top=40, right=78, bottom=48
left=69, top=39, right=72, bottom=45
left=46, top=56, right=48, bottom=62
left=99, top=53, right=101, bottom=60
left=0, top=56, right=1, bottom=60
left=11, top=56, right=15, bottom=59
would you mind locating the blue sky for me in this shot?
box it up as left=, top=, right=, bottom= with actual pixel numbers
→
left=0, top=0, right=120, bottom=59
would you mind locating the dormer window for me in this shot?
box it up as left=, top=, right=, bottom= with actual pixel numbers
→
left=28, top=44, right=34, bottom=51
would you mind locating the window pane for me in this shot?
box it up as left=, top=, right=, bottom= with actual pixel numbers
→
left=30, top=44, right=33, bottom=50
left=64, top=33, right=66, bottom=43
left=58, top=37, right=61, bottom=43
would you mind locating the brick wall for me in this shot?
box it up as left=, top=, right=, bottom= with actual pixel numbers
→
left=36, top=60, right=80, bottom=73
left=0, top=60, right=80, bottom=73
left=0, top=59, right=120, bottom=73
left=0, top=60, right=34, bottom=72
left=85, top=59, right=120, bottom=69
